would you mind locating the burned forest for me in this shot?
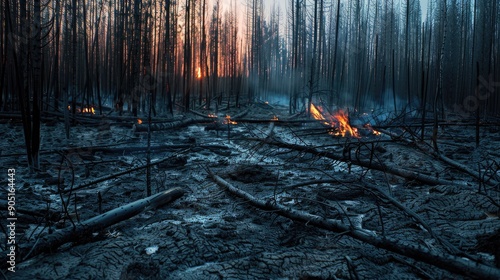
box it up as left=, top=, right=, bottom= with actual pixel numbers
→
left=1, top=0, right=500, bottom=279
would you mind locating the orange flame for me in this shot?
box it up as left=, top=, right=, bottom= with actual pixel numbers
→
left=310, top=103, right=326, bottom=121
left=137, top=119, right=143, bottom=124
left=208, top=113, right=218, bottom=118
left=331, top=110, right=359, bottom=138
left=223, top=115, right=237, bottom=125
left=310, top=103, right=360, bottom=138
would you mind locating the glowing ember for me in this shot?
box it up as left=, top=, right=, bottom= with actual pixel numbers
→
left=223, top=115, right=237, bottom=125
left=196, top=67, right=202, bottom=79
left=68, top=105, right=95, bottom=114
left=137, top=119, right=143, bottom=124
left=364, top=124, right=381, bottom=136
left=81, top=107, right=95, bottom=114
left=208, top=114, right=218, bottom=118
left=272, top=115, right=279, bottom=121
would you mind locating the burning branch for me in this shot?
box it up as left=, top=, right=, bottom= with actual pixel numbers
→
left=309, top=104, right=364, bottom=138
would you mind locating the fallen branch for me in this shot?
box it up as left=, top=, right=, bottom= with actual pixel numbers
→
left=1, top=187, right=184, bottom=269
left=61, top=149, right=190, bottom=193
left=225, top=118, right=317, bottom=125
left=189, top=109, right=214, bottom=119
left=254, top=138, right=461, bottom=186
left=1, top=144, right=225, bottom=158
left=95, top=144, right=229, bottom=155
left=133, top=118, right=205, bottom=132
left=208, top=171, right=500, bottom=280
left=230, top=105, right=252, bottom=119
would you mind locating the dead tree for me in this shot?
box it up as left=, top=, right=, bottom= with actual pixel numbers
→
left=182, top=0, right=192, bottom=112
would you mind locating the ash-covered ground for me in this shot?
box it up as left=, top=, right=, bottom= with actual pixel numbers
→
left=1, top=104, right=499, bottom=279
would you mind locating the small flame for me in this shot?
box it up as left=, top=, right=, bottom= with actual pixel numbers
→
left=272, top=115, right=279, bottom=121
left=223, top=115, right=237, bottom=125
left=208, top=113, right=218, bottom=118
left=331, top=110, right=359, bottom=138
left=196, top=67, right=202, bottom=79
left=310, top=103, right=325, bottom=121
left=137, top=119, right=143, bottom=124
left=310, top=103, right=359, bottom=138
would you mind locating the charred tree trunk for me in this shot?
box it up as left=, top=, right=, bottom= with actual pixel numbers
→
left=131, top=0, right=142, bottom=117
left=307, top=0, right=319, bottom=118
left=182, top=0, right=192, bottom=112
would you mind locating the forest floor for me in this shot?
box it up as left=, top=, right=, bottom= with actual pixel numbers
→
left=0, top=103, right=499, bottom=279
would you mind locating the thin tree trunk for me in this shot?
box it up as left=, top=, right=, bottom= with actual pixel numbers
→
left=183, top=0, right=192, bottom=112
left=31, top=0, right=42, bottom=170
left=328, top=0, right=341, bottom=109
left=307, top=0, right=319, bottom=117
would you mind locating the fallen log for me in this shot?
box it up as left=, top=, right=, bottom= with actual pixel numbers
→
left=133, top=117, right=206, bottom=132
left=225, top=118, right=317, bottom=124
left=95, top=144, right=229, bottom=155
left=208, top=171, right=500, bottom=280
left=264, top=122, right=275, bottom=139
left=286, top=110, right=306, bottom=120
left=1, top=187, right=184, bottom=269
left=42, top=110, right=175, bottom=123
left=189, top=109, right=215, bottom=119
left=230, top=105, right=252, bottom=119
left=254, top=138, right=462, bottom=186
left=6, top=141, right=227, bottom=158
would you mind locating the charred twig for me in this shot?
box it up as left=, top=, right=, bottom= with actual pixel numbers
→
left=390, top=255, right=433, bottom=279
left=345, top=256, right=360, bottom=280
left=57, top=152, right=76, bottom=229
